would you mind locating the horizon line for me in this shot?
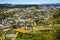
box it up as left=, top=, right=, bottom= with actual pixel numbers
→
left=0, top=2, right=60, bottom=4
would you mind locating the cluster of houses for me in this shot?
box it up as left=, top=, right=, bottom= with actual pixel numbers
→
left=0, top=6, right=55, bottom=29
left=0, top=6, right=55, bottom=40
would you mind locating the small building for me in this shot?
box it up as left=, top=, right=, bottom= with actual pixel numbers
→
left=5, top=34, right=17, bottom=38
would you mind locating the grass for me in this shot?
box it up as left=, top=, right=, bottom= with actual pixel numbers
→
left=5, top=38, right=11, bottom=40
left=16, top=30, right=53, bottom=40
left=3, top=24, right=60, bottom=40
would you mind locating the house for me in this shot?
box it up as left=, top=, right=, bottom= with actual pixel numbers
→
left=5, top=34, right=17, bottom=38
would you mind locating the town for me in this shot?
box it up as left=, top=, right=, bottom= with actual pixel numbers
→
left=0, top=5, right=60, bottom=40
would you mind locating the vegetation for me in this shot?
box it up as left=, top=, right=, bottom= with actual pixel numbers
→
left=0, top=6, right=60, bottom=40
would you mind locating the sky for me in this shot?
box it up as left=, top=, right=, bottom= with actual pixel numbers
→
left=0, top=0, right=60, bottom=4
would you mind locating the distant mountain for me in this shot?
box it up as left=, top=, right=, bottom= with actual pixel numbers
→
left=14, top=3, right=60, bottom=6
left=0, top=4, right=14, bottom=8
left=0, top=3, right=60, bottom=8
left=39, top=3, right=60, bottom=6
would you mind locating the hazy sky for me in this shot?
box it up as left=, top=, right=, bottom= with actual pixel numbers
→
left=0, top=0, right=60, bottom=4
